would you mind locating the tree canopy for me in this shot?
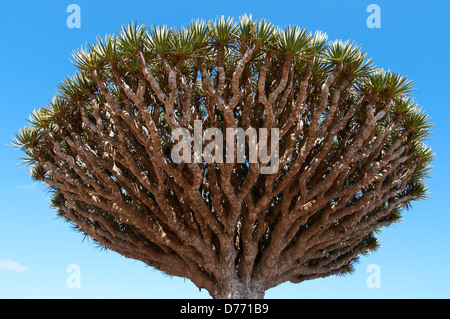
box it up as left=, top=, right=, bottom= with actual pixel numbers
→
left=13, top=15, right=433, bottom=298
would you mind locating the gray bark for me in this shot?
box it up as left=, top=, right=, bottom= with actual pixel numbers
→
left=212, top=276, right=265, bottom=299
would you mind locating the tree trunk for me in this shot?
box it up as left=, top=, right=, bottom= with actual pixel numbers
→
left=211, top=277, right=265, bottom=299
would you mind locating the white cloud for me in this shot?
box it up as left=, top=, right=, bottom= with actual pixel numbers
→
left=16, top=183, right=36, bottom=191
left=0, top=260, right=29, bottom=273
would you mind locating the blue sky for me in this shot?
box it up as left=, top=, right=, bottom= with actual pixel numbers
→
left=0, top=0, right=449, bottom=298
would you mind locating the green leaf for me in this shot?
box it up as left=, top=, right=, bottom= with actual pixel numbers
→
left=27, top=106, right=50, bottom=128
left=91, top=34, right=120, bottom=62
left=115, top=21, right=146, bottom=54
left=238, top=14, right=254, bottom=41
left=305, top=31, right=329, bottom=55
left=254, top=18, right=276, bottom=47
left=147, top=25, right=173, bottom=53
left=365, top=69, right=414, bottom=95
left=211, top=15, right=237, bottom=44
left=402, top=107, right=433, bottom=140
left=189, top=19, right=212, bottom=48
left=56, top=71, right=96, bottom=101
left=170, top=26, right=201, bottom=56
left=275, top=25, right=310, bottom=54
left=71, top=44, right=105, bottom=71
left=30, top=164, right=47, bottom=181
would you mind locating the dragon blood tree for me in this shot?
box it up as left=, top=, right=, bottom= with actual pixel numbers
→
left=13, top=16, right=433, bottom=298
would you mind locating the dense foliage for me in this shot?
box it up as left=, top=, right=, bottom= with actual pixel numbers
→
left=13, top=16, right=433, bottom=298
